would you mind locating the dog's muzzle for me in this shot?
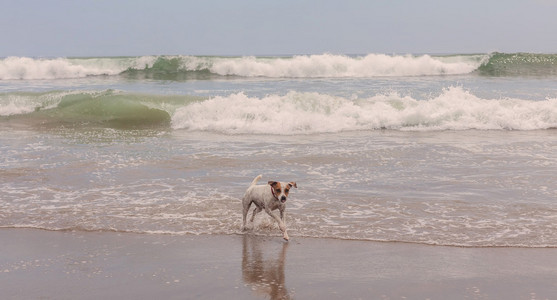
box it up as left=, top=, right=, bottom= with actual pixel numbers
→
left=271, top=186, right=287, bottom=203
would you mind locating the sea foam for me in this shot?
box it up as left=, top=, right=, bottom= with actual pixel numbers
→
left=171, top=87, right=557, bottom=133
left=0, top=57, right=122, bottom=80
left=3, top=88, right=555, bottom=132
left=208, top=53, right=483, bottom=77
left=1, top=54, right=485, bottom=80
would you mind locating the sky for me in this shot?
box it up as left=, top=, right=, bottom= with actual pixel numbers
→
left=2, top=0, right=557, bottom=57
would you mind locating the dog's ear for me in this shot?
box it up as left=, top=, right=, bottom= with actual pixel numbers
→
left=289, top=182, right=297, bottom=188
left=268, top=181, right=278, bottom=187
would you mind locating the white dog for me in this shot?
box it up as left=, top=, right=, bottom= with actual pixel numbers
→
left=242, top=175, right=297, bottom=241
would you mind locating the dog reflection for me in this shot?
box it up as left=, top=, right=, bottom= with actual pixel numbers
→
left=242, top=235, right=291, bottom=300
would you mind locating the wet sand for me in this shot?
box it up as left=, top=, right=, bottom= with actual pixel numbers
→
left=1, top=229, right=557, bottom=299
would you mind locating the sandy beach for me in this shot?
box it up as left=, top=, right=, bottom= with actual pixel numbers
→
left=1, top=229, right=556, bottom=299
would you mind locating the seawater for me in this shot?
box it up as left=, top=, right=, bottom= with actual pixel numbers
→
left=1, top=53, right=556, bottom=247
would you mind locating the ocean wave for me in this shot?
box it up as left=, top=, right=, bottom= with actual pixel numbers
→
left=0, top=56, right=140, bottom=80
left=1, top=53, right=486, bottom=80
left=0, top=90, right=180, bottom=129
left=197, top=53, right=484, bottom=77
left=4, top=53, right=557, bottom=80
left=171, top=87, right=557, bottom=133
left=2, top=88, right=556, bottom=131
left=478, top=52, right=557, bottom=76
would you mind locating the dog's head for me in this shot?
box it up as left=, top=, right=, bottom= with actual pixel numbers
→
left=268, top=181, right=297, bottom=203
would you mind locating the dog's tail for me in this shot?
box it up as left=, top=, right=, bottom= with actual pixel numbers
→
left=249, top=174, right=263, bottom=187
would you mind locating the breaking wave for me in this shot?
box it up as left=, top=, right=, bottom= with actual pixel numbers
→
left=0, top=56, right=143, bottom=80
left=4, top=52, right=557, bottom=80
left=171, top=87, right=557, bottom=133
left=478, top=52, right=557, bottom=76
left=1, top=53, right=487, bottom=80
left=2, top=87, right=556, bottom=132
left=0, top=90, right=194, bottom=129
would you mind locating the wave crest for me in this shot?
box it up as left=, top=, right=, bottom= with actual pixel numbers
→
left=478, top=52, right=557, bottom=76
left=1, top=54, right=485, bottom=80
left=0, top=57, right=127, bottom=80
left=171, top=87, right=557, bottom=133
left=5, top=53, right=557, bottom=80
left=3, top=88, right=555, bottom=132
left=0, top=90, right=172, bottom=128
left=207, top=53, right=483, bottom=77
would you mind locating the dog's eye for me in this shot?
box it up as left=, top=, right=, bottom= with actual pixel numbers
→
left=275, top=189, right=281, bottom=193
left=285, top=189, right=290, bottom=193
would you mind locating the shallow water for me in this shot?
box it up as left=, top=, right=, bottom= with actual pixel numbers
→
left=1, top=53, right=556, bottom=247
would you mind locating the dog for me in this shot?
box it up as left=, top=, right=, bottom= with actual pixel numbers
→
left=242, top=175, right=297, bottom=241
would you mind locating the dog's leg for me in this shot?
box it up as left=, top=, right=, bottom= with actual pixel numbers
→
left=265, top=208, right=289, bottom=241
left=279, top=208, right=289, bottom=241
left=242, top=198, right=252, bottom=231
left=250, top=206, right=262, bottom=223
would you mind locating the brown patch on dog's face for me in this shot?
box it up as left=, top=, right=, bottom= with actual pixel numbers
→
left=269, top=181, right=296, bottom=202
left=285, top=182, right=297, bottom=196
left=268, top=181, right=282, bottom=196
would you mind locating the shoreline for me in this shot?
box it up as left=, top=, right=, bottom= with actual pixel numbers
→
left=2, top=229, right=557, bottom=299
